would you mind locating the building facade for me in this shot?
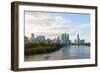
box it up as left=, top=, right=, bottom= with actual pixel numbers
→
left=61, top=33, right=69, bottom=45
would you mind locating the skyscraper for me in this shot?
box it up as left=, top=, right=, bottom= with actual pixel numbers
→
left=36, top=36, right=45, bottom=41
left=66, top=34, right=69, bottom=45
left=61, top=33, right=69, bottom=45
left=61, top=33, right=66, bottom=44
left=77, top=34, right=80, bottom=45
left=80, top=39, right=85, bottom=45
left=57, top=36, right=60, bottom=44
left=24, top=36, right=29, bottom=44
left=30, top=33, right=35, bottom=43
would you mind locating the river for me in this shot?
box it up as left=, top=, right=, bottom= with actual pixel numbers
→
left=24, top=45, right=90, bottom=61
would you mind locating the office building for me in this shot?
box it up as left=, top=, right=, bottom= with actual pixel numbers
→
left=66, top=34, right=69, bottom=45
left=61, top=33, right=69, bottom=45
left=61, top=33, right=67, bottom=44
left=35, top=35, right=45, bottom=43
left=77, top=34, right=80, bottom=45
left=24, top=36, right=29, bottom=44
left=30, top=33, right=35, bottom=43
left=80, top=39, right=85, bottom=45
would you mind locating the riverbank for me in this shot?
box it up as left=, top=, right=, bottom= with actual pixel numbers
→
left=25, top=45, right=90, bottom=61
left=25, top=43, right=62, bottom=55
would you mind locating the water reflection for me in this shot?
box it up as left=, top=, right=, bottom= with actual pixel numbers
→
left=25, top=45, right=90, bottom=61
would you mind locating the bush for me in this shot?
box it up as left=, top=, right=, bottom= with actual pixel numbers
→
left=24, top=43, right=63, bottom=55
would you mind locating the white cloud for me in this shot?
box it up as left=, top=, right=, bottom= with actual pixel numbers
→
left=25, top=11, right=69, bottom=37
left=25, top=11, right=90, bottom=42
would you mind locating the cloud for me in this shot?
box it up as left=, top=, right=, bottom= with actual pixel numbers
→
left=25, top=11, right=90, bottom=42
left=25, top=11, right=70, bottom=37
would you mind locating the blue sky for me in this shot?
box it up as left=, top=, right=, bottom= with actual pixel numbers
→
left=25, top=11, right=90, bottom=42
left=49, top=12, right=90, bottom=25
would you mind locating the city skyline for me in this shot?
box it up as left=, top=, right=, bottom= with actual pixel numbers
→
left=25, top=11, right=90, bottom=42
left=25, top=33, right=89, bottom=44
left=25, top=33, right=88, bottom=44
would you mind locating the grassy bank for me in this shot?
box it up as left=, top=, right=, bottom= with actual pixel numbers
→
left=25, top=43, right=62, bottom=55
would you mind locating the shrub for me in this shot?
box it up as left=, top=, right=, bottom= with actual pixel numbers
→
left=24, top=43, right=63, bottom=55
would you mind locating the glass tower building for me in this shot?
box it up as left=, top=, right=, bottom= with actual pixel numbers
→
left=61, top=33, right=69, bottom=45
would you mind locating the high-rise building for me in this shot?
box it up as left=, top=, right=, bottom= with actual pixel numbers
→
left=66, top=34, right=69, bottom=45
left=80, top=39, right=85, bottom=45
left=61, top=33, right=70, bottom=45
left=61, top=33, right=66, bottom=44
left=52, top=38, right=57, bottom=44
left=77, top=34, right=80, bottom=45
left=46, top=38, right=51, bottom=44
left=74, top=34, right=85, bottom=45
left=57, top=36, right=60, bottom=44
left=36, top=35, right=45, bottom=43
left=30, top=33, right=35, bottom=43
left=74, top=39, right=77, bottom=45
left=24, top=36, right=29, bottom=44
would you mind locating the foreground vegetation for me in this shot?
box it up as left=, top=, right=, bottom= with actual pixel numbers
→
left=24, top=42, right=90, bottom=55
left=25, top=43, right=63, bottom=55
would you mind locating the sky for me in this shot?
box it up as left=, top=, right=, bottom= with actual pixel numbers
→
left=25, top=11, right=90, bottom=42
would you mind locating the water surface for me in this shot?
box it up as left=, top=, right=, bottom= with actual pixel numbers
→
left=25, top=45, right=90, bottom=61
